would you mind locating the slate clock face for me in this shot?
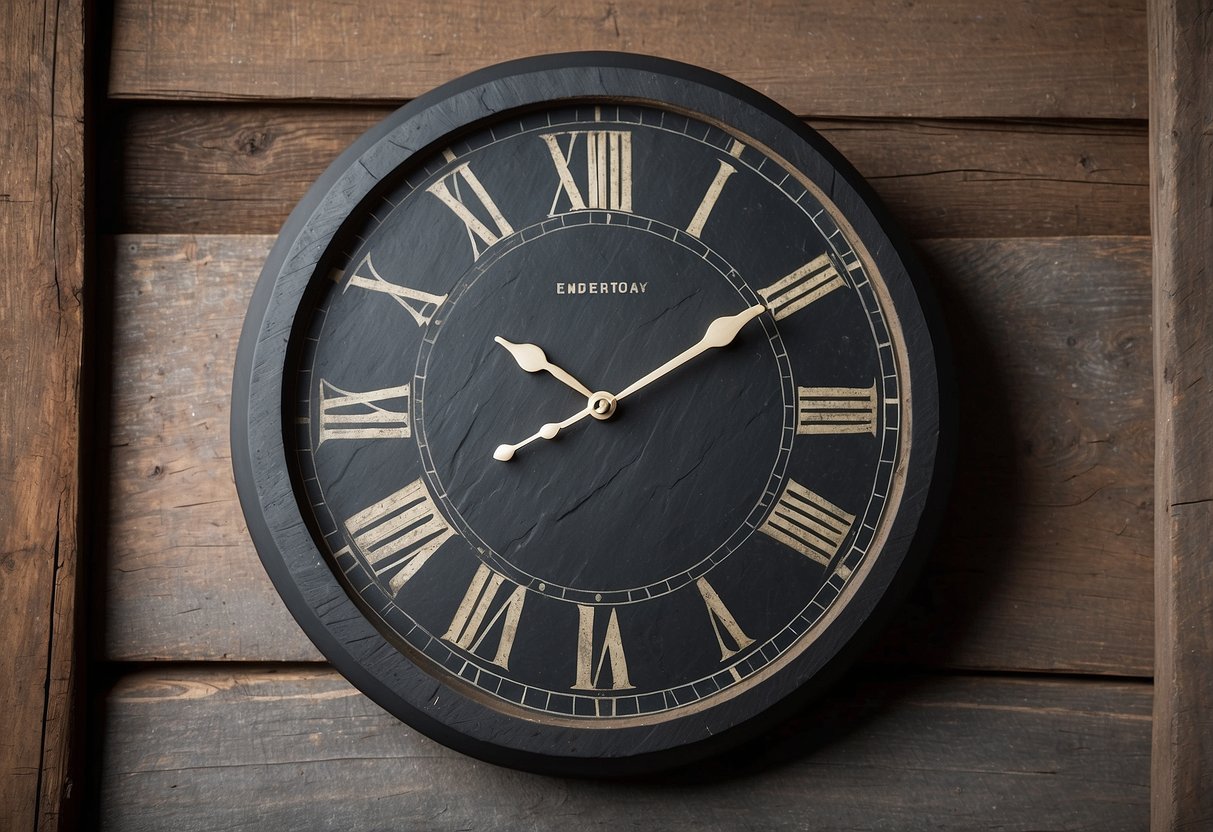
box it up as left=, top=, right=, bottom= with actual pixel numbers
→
left=233, top=53, right=950, bottom=774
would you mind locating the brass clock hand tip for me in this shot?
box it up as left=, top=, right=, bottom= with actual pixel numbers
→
left=494, top=411, right=590, bottom=462
left=495, top=335, right=595, bottom=398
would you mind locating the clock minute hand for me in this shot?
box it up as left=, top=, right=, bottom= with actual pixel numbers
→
left=615, top=304, right=766, bottom=402
left=494, top=337, right=595, bottom=399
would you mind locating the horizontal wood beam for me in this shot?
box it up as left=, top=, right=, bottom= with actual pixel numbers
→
left=107, top=0, right=1147, bottom=119
left=1149, top=0, right=1213, bottom=827
left=99, top=666, right=1151, bottom=829
left=107, top=105, right=1149, bottom=239
left=104, top=234, right=1154, bottom=675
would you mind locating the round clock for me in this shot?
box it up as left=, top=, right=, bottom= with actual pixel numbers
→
left=232, top=52, right=951, bottom=774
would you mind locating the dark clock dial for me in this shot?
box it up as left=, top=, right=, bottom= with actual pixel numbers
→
left=234, top=53, right=948, bottom=773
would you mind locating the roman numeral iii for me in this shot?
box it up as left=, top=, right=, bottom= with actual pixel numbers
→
left=345, top=253, right=446, bottom=327
left=758, top=254, right=846, bottom=320
left=759, top=479, right=855, bottom=566
left=442, top=564, right=526, bottom=670
left=427, top=157, right=515, bottom=259
left=344, top=479, right=456, bottom=594
left=318, top=380, right=410, bottom=444
left=797, top=382, right=878, bottom=436
left=541, top=130, right=633, bottom=214
left=572, top=605, right=633, bottom=690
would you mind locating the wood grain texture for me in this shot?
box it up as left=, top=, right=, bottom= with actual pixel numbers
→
left=1149, top=0, right=1213, bottom=827
left=870, top=237, right=1154, bottom=675
left=109, top=105, right=1150, bottom=239
left=99, top=666, right=1150, bottom=831
left=0, top=0, right=86, bottom=829
left=104, top=235, right=1153, bottom=675
left=107, top=0, right=1147, bottom=119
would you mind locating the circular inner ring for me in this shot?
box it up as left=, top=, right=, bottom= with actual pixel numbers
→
left=413, top=211, right=796, bottom=605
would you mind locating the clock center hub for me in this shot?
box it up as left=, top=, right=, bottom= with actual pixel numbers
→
left=588, top=391, right=617, bottom=420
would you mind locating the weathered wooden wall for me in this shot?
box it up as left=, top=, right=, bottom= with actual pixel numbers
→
left=1150, top=0, right=1213, bottom=827
left=95, top=0, right=1157, bottom=827
left=0, top=1, right=87, bottom=829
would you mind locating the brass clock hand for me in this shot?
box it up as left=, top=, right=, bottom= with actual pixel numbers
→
left=493, top=305, right=763, bottom=462
left=614, top=304, right=766, bottom=401
left=493, top=404, right=594, bottom=461
left=494, top=336, right=595, bottom=398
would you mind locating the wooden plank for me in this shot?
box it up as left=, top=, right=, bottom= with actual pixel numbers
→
left=0, top=0, right=87, bottom=829
left=1149, top=0, right=1213, bottom=827
left=104, top=235, right=1153, bottom=675
left=107, top=0, right=1147, bottom=119
left=870, top=236, right=1154, bottom=676
left=99, top=666, right=1151, bottom=830
left=109, top=105, right=1150, bottom=239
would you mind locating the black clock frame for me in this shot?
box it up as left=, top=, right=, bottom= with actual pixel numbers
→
left=232, top=51, right=953, bottom=775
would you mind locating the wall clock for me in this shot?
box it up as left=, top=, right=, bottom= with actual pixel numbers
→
left=232, top=52, right=951, bottom=774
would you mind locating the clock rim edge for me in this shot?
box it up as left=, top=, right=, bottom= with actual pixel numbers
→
left=230, top=50, right=954, bottom=775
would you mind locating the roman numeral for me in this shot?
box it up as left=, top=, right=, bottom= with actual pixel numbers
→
left=797, top=382, right=878, bottom=436
left=759, top=479, right=855, bottom=567
left=695, top=577, right=754, bottom=661
left=442, top=564, right=526, bottom=670
left=757, top=254, right=846, bottom=320
left=540, top=130, right=633, bottom=214
left=685, top=140, right=745, bottom=238
left=572, top=605, right=633, bottom=690
left=344, top=479, right=456, bottom=594
left=345, top=253, right=446, bottom=327
left=318, top=380, right=410, bottom=445
left=426, top=159, right=515, bottom=259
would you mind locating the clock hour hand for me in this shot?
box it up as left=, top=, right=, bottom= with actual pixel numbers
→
left=494, top=337, right=595, bottom=399
left=615, top=304, right=766, bottom=402
left=494, top=404, right=594, bottom=462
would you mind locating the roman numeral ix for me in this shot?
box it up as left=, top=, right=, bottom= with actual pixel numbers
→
left=318, top=380, right=410, bottom=445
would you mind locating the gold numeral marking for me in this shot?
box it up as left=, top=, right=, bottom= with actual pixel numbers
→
left=344, top=479, right=455, bottom=594
left=572, top=605, right=633, bottom=690
left=442, top=564, right=526, bottom=670
left=797, top=382, right=878, bottom=436
left=426, top=161, right=515, bottom=259
left=759, top=479, right=855, bottom=567
left=757, top=254, right=846, bottom=320
left=318, top=380, right=410, bottom=445
left=695, top=577, right=755, bottom=661
left=541, top=130, right=633, bottom=214
left=345, top=253, right=446, bottom=327
left=685, top=140, right=745, bottom=238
